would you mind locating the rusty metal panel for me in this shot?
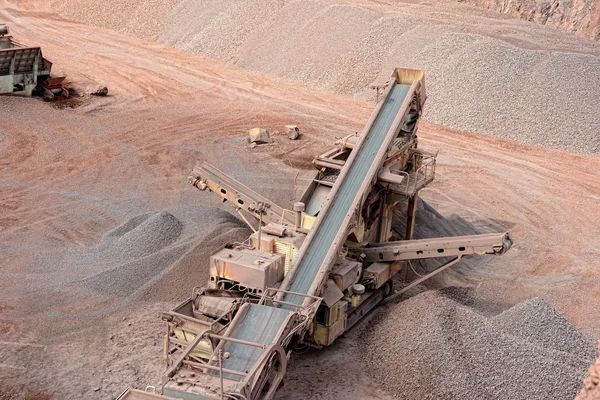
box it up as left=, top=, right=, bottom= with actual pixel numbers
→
left=0, top=47, right=41, bottom=74
left=0, top=50, right=14, bottom=75
left=329, top=259, right=362, bottom=291
left=313, top=314, right=346, bottom=346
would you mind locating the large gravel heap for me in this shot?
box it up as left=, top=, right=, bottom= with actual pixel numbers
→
left=157, top=0, right=600, bottom=154
left=363, top=289, right=596, bottom=399
left=61, top=205, right=250, bottom=300
left=42, top=0, right=600, bottom=153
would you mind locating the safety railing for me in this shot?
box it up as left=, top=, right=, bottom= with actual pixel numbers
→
left=388, top=152, right=437, bottom=196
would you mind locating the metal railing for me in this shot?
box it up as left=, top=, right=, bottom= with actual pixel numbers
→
left=389, top=152, right=437, bottom=195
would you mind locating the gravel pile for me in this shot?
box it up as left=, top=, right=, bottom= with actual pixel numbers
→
left=490, top=298, right=596, bottom=360
left=107, top=211, right=184, bottom=258
left=363, top=289, right=596, bottom=399
left=60, top=205, right=249, bottom=298
left=46, top=0, right=181, bottom=40
left=45, top=0, right=600, bottom=153
left=158, top=0, right=600, bottom=154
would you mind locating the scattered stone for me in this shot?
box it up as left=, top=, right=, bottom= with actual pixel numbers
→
left=248, top=127, right=271, bottom=144
left=286, top=125, right=300, bottom=140
left=91, top=87, right=108, bottom=96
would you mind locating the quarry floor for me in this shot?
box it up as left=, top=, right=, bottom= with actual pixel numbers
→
left=0, top=1, right=599, bottom=399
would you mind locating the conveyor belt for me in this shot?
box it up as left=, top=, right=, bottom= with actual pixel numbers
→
left=282, top=82, right=412, bottom=307
left=220, top=304, right=292, bottom=380
left=211, top=80, right=415, bottom=385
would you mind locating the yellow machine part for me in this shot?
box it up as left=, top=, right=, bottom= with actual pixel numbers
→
left=172, top=328, right=213, bottom=360
left=301, top=214, right=316, bottom=229
left=274, top=239, right=298, bottom=276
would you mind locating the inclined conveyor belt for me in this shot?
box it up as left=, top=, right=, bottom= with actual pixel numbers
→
left=282, top=82, right=411, bottom=307
left=215, top=81, right=413, bottom=378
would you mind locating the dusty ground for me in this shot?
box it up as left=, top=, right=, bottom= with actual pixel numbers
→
left=1, top=1, right=599, bottom=399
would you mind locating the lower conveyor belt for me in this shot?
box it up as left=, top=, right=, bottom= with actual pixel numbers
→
left=220, top=304, right=292, bottom=379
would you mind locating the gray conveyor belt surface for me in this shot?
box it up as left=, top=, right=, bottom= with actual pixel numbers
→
left=220, top=304, right=292, bottom=380
left=282, top=82, right=411, bottom=307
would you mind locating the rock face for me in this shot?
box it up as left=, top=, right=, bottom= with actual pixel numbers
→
left=459, top=0, right=600, bottom=40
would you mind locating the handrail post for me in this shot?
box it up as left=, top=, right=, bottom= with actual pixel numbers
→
left=219, top=349, right=224, bottom=400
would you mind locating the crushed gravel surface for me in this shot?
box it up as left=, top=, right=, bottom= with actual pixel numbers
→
left=45, top=0, right=181, bottom=40
left=108, top=211, right=184, bottom=258
left=156, top=0, right=600, bottom=154
left=363, top=288, right=596, bottom=399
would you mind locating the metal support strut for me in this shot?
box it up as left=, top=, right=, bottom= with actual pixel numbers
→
left=405, top=192, right=418, bottom=240
left=382, top=256, right=463, bottom=304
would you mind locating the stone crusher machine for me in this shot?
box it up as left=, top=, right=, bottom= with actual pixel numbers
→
left=118, top=68, right=512, bottom=400
left=0, top=25, right=66, bottom=99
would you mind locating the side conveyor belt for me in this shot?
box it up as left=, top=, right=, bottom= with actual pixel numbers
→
left=189, top=163, right=296, bottom=226
left=359, top=232, right=513, bottom=262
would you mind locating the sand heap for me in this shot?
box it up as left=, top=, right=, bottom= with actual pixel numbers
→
left=362, top=289, right=596, bottom=399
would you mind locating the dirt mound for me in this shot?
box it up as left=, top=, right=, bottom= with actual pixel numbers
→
left=363, top=289, right=596, bottom=399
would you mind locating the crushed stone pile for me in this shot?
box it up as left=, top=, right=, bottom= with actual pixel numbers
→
left=363, top=289, right=596, bottom=399
left=42, top=0, right=600, bottom=153
left=46, top=0, right=181, bottom=40
left=157, top=0, right=600, bottom=154
left=107, top=211, right=184, bottom=258
left=59, top=205, right=250, bottom=299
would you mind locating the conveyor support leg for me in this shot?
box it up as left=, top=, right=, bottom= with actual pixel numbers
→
left=405, top=192, right=418, bottom=240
